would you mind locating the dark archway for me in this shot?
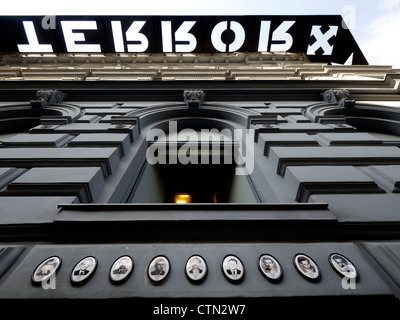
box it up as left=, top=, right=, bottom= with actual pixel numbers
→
left=124, top=103, right=259, bottom=203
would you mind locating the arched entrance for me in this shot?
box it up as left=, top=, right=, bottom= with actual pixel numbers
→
left=125, top=104, right=259, bottom=203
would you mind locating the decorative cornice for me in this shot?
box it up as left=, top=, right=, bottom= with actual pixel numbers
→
left=0, top=52, right=396, bottom=82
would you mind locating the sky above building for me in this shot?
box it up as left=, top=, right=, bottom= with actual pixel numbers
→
left=3, top=0, right=400, bottom=67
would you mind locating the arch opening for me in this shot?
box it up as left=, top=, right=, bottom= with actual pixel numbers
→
left=127, top=117, right=258, bottom=204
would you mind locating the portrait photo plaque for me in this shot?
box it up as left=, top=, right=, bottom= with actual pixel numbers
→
left=70, top=256, right=97, bottom=284
left=109, top=255, right=134, bottom=283
left=221, top=255, right=245, bottom=282
left=185, top=255, right=207, bottom=282
left=293, top=254, right=320, bottom=281
left=329, top=253, right=357, bottom=279
left=31, top=256, right=61, bottom=284
left=258, top=254, right=282, bottom=281
left=148, top=256, right=170, bottom=283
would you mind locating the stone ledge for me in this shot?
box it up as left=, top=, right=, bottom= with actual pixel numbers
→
left=284, top=166, right=384, bottom=202
left=5, top=167, right=104, bottom=203
left=0, top=147, right=120, bottom=176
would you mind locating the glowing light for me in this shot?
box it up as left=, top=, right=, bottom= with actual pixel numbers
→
left=174, top=194, right=192, bottom=204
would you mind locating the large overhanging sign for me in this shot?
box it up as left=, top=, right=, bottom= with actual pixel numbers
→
left=0, top=16, right=367, bottom=65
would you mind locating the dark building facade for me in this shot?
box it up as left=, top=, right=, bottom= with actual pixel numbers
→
left=0, top=51, right=400, bottom=316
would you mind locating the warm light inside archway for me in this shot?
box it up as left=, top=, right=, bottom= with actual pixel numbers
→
left=174, top=194, right=192, bottom=204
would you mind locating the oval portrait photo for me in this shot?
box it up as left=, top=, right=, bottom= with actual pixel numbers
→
left=222, top=255, right=245, bottom=282
left=110, top=255, right=134, bottom=283
left=185, top=255, right=207, bottom=282
left=329, top=253, right=357, bottom=279
left=258, top=254, right=282, bottom=281
left=32, top=256, right=61, bottom=284
left=293, top=253, right=320, bottom=280
left=70, top=256, right=97, bottom=284
left=148, top=255, right=170, bottom=283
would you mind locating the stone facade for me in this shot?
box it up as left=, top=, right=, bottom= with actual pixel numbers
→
left=0, top=53, right=400, bottom=314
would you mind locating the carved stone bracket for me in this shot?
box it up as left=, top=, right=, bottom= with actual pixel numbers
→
left=30, top=89, right=64, bottom=108
left=323, top=89, right=355, bottom=108
left=303, top=103, right=346, bottom=124
left=183, top=89, right=205, bottom=108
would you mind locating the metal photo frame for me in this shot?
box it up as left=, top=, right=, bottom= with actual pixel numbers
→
left=185, top=255, right=207, bottom=282
left=147, top=255, right=170, bottom=284
left=31, top=256, right=61, bottom=284
left=109, top=255, right=134, bottom=283
left=293, top=253, right=320, bottom=281
left=70, top=256, right=97, bottom=284
left=329, top=253, right=357, bottom=279
left=221, top=255, right=245, bottom=282
left=258, top=254, right=282, bottom=281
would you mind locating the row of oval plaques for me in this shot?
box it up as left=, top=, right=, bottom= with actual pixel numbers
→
left=32, top=253, right=358, bottom=286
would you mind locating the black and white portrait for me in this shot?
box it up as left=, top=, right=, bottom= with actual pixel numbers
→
left=293, top=254, right=320, bottom=280
left=32, top=256, right=61, bottom=284
left=222, top=255, right=244, bottom=282
left=148, top=256, right=170, bottom=283
left=70, top=256, right=97, bottom=284
left=329, top=253, right=357, bottom=279
left=110, top=255, right=134, bottom=283
left=258, top=254, right=282, bottom=281
left=185, top=255, right=207, bottom=282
